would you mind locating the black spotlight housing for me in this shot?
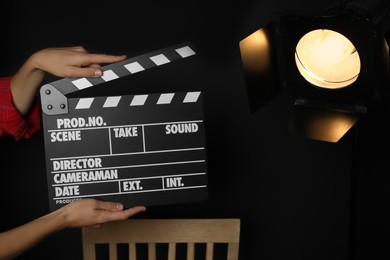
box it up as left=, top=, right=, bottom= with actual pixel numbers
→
left=239, top=8, right=390, bottom=143
left=278, top=12, right=389, bottom=108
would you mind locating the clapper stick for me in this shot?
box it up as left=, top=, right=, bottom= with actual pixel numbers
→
left=39, top=42, right=208, bottom=211
left=40, top=42, right=197, bottom=115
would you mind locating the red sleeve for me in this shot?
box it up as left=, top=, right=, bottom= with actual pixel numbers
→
left=0, top=76, right=41, bottom=140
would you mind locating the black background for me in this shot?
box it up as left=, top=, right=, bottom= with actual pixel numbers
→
left=0, top=0, right=389, bottom=259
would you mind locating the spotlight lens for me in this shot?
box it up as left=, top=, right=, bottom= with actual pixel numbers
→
left=295, top=29, right=361, bottom=89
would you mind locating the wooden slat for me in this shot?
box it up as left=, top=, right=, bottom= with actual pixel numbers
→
left=206, top=242, right=214, bottom=260
left=148, top=243, right=156, bottom=260
left=227, top=243, right=240, bottom=260
left=82, top=243, right=96, bottom=260
left=129, top=242, right=136, bottom=260
left=168, top=242, right=176, bottom=260
left=109, top=243, right=117, bottom=260
left=187, top=242, right=195, bottom=260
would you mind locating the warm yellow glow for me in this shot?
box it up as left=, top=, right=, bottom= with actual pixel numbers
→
left=307, top=116, right=357, bottom=143
left=295, top=29, right=361, bottom=89
left=239, top=28, right=271, bottom=74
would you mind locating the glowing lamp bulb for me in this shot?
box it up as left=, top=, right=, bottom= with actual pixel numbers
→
left=295, top=29, right=361, bottom=89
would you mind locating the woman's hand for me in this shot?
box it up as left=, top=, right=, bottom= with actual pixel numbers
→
left=57, top=199, right=146, bottom=228
left=29, top=46, right=126, bottom=78
left=11, top=46, right=126, bottom=115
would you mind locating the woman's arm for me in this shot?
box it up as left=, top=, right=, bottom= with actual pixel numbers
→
left=0, top=199, right=145, bottom=260
left=10, top=46, right=126, bottom=115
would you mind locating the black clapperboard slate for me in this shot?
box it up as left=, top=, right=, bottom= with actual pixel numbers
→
left=40, top=42, right=208, bottom=211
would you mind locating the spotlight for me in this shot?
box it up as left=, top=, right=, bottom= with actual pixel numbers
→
left=295, top=29, right=361, bottom=90
left=239, top=5, right=390, bottom=142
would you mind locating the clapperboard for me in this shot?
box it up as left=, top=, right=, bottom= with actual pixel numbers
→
left=40, top=42, right=208, bottom=211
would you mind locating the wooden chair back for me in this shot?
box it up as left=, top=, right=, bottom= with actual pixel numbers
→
left=82, top=218, right=240, bottom=260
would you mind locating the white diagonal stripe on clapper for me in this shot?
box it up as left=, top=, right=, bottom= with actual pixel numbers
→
left=130, top=95, right=148, bottom=106
left=75, top=98, right=94, bottom=109
left=124, top=62, right=145, bottom=74
left=157, top=93, right=175, bottom=104
left=175, top=46, right=196, bottom=58
left=101, top=69, right=119, bottom=82
left=183, top=91, right=201, bottom=103
left=149, top=54, right=170, bottom=66
left=72, top=78, right=93, bottom=90
left=103, top=96, right=121, bottom=108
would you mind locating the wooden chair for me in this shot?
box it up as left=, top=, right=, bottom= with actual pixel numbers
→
left=82, top=218, right=240, bottom=260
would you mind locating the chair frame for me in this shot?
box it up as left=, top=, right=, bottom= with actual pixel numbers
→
left=82, top=218, right=240, bottom=260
